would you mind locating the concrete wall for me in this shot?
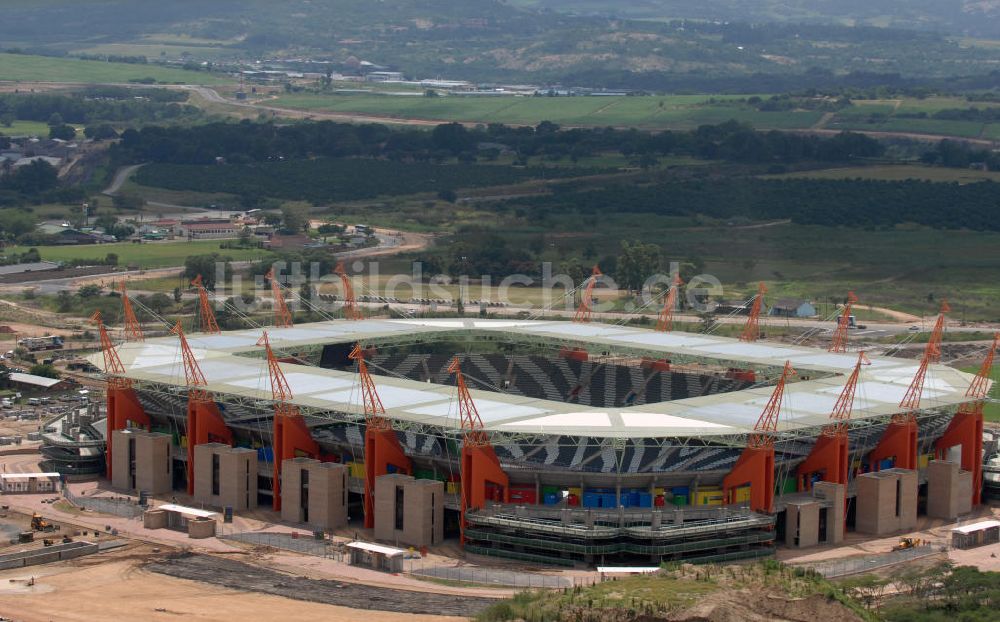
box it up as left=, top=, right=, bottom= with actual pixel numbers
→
left=785, top=501, right=820, bottom=548
left=0, top=541, right=98, bottom=570
left=188, top=517, right=217, bottom=539
left=373, top=474, right=444, bottom=548
left=193, top=443, right=257, bottom=511
left=927, top=460, right=973, bottom=520
left=143, top=509, right=168, bottom=529
left=813, top=481, right=846, bottom=545
left=280, top=457, right=348, bottom=531
left=111, top=429, right=172, bottom=495
left=856, top=469, right=917, bottom=535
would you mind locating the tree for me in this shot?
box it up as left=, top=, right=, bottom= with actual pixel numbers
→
left=184, top=253, right=230, bottom=290
left=148, top=293, right=172, bottom=314
left=84, top=124, right=119, bottom=140
left=280, top=203, right=309, bottom=233
left=77, top=284, right=102, bottom=298
left=617, top=240, right=660, bottom=293
left=47, top=112, right=64, bottom=127
left=56, top=290, right=73, bottom=312
left=49, top=124, right=76, bottom=140
left=29, top=363, right=59, bottom=379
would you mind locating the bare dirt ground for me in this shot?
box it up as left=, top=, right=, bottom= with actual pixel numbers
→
left=0, top=546, right=467, bottom=622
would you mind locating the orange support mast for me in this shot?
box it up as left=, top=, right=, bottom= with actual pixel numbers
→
left=172, top=321, right=232, bottom=495
left=118, top=280, right=144, bottom=342
left=334, top=261, right=362, bottom=320
left=350, top=344, right=410, bottom=529
left=257, top=331, right=320, bottom=511
left=934, top=332, right=997, bottom=505
left=739, top=282, right=767, bottom=343
left=829, top=291, right=859, bottom=353
left=448, top=357, right=509, bottom=544
left=191, top=274, right=221, bottom=334
left=266, top=268, right=293, bottom=328
left=868, top=301, right=950, bottom=472
left=722, top=361, right=796, bottom=513
left=655, top=273, right=683, bottom=332
left=797, top=352, right=870, bottom=491
left=573, top=265, right=601, bottom=323
left=90, top=311, right=149, bottom=479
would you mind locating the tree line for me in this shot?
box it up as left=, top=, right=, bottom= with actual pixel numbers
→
left=117, top=118, right=886, bottom=167
left=513, top=177, right=1000, bottom=232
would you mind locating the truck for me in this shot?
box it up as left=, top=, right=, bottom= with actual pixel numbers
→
left=836, top=314, right=857, bottom=329
left=17, top=335, right=64, bottom=352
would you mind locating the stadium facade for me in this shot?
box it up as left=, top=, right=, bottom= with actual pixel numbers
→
left=90, top=318, right=984, bottom=566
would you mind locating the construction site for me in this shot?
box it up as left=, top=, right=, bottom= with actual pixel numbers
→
left=45, top=266, right=992, bottom=570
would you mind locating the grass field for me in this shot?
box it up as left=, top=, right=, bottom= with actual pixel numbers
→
left=0, top=53, right=231, bottom=85
left=767, top=164, right=1000, bottom=184
left=0, top=119, right=54, bottom=138
left=261, top=92, right=998, bottom=137
left=4, top=240, right=272, bottom=269
left=266, top=93, right=824, bottom=129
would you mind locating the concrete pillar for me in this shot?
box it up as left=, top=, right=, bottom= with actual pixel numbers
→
left=651, top=511, right=661, bottom=529
left=193, top=443, right=257, bottom=511
left=856, top=468, right=917, bottom=536
left=812, top=481, right=845, bottom=544
left=281, top=457, right=348, bottom=530
left=927, top=460, right=973, bottom=520
left=111, top=429, right=172, bottom=495
left=373, top=474, right=444, bottom=548
left=785, top=501, right=820, bottom=548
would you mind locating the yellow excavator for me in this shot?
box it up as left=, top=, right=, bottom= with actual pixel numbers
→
left=892, top=537, right=921, bottom=551
left=30, top=513, right=55, bottom=532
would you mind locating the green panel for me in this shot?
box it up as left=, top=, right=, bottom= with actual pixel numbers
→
left=780, top=478, right=798, bottom=494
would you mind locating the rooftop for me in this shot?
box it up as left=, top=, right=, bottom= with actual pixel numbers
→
left=90, top=318, right=981, bottom=439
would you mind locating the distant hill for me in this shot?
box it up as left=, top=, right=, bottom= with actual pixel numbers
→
left=1, top=1, right=998, bottom=89
left=517, top=0, right=1000, bottom=38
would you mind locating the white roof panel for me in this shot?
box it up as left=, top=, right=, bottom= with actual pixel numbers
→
left=95, top=318, right=978, bottom=439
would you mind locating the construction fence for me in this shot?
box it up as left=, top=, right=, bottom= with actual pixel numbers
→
left=795, top=544, right=940, bottom=578
left=63, top=488, right=145, bottom=520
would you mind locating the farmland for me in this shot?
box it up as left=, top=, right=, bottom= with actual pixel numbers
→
left=4, top=240, right=272, bottom=269
left=264, top=92, right=1000, bottom=138
left=0, top=53, right=231, bottom=85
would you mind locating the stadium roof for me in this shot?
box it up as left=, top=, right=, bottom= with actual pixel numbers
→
left=91, top=319, right=982, bottom=439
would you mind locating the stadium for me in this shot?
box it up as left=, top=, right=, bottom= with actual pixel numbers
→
left=91, top=316, right=984, bottom=566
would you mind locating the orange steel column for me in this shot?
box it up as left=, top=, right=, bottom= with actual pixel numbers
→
left=869, top=302, right=949, bottom=472
left=796, top=352, right=869, bottom=491
left=449, top=357, right=509, bottom=544
left=722, top=361, right=795, bottom=513
left=185, top=398, right=233, bottom=495
left=350, top=344, right=411, bottom=529
left=271, top=404, right=319, bottom=510
left=933, top=333, right=997, bottom=505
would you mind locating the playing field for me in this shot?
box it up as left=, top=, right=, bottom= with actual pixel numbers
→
left=6, top=240, right=272, bottom=269
left=266, top=93, right=824, bottom=129
left=766, top=165, right=1000, bottom=184
left=0, top=119, right=52, bottom=138
left=0, top=53, right=231, bottom=85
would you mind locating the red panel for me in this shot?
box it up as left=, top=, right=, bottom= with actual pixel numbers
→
left=272, top=413, right=319, bottom=510
left=934, top=410, right=984, bottom=505
left=460, top=444, right=509, bottom=543
left=186, top=400, right=233, bottom=496
left=363, top=428, right=411, bottom=528
left=105, top=387, right=150, bottom=480
left=722, top=446, right=774, bottom=513
left=796, top=434, right=849, bottom=491
left=868, top=419, right=918, bottom=472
